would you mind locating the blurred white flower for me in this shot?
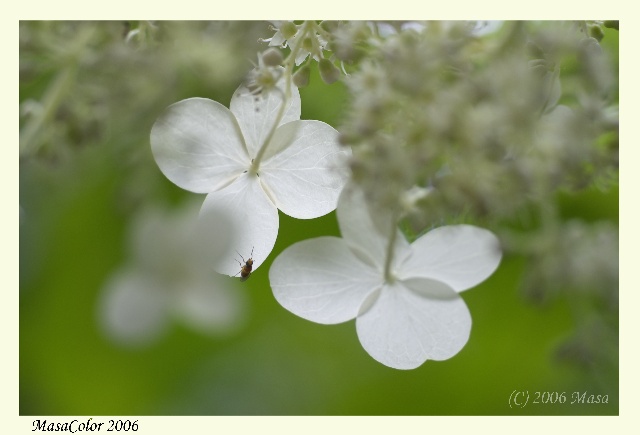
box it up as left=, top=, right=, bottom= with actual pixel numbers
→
left=369, top=20, right=503, bottom=38
left=151, top=77, right=350, bottom=276
left=471, top=20, right=503, bottom=36
left=97, top=203, right=246, bottom=347
left=270, top=187, right=502, bottom=369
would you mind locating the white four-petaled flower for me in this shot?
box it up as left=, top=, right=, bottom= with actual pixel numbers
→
left=269, top=187, right=502, bottom=369
left=151, top=77, right=350, bottom=276
left=98, top=203, right=246, bottom=347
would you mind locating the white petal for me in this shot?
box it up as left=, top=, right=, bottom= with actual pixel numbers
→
left=375, top=22, right=398, bottom=38
left=130, top=202, right=234, bottom=276
left=471, top=20, right=503, bottom=36
left=173, top=277, right=246, bottom=335
left=97, top=269, right=169, bottom=347
left=190, top=204, right=238, bottom=270
left=200, top=172, right=278, bottom=276
left=295, top=50, right=310, bottom=66
left=336, top=186, right=411, bottom=271
left=356, top=278, right=471, bottom=369
left=542, top=69, right=561, bottom=113
left=260, top=120, right=350, bottom=219
left=150, top=98, right=248, bottom=193
left=400, top=22, right=426, bottom=32
left=269, top=30, right=286, bottom=47
left=230, top=76, right=301, bottom=158
left=270, top=237, right=382, bottom=324
left=399, top=225, right=502, bottom=292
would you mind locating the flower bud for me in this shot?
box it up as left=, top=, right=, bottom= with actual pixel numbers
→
left=302, top=37, right=314, bottom=52
left=528, top=59, right=551, bottom=79
left=331, top=39, right=357, bottom=62
left=588, top=24, right=604, bottom=42
left=580, top=36, right=602, bottom=55
left=262, top=47, right=283, bottom=67
left=320, top=21, right=339, bottom=33
left=318, top=58, right=340, bottom=84
left=603, top=20, right=618, bottom=30
left=293, top=65, right=310, bottom=88
left=526, top=41, right=545, bottom=59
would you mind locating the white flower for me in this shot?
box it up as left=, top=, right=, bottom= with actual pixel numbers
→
left=150, top=77, right=350, bottom=276
left=369, top=21, right=503, bottom=38
left=471, top=21, right=503, bottom=36
left=97, top=203, right=246, bottom=347
left=269, top=187, right=502, bottom=369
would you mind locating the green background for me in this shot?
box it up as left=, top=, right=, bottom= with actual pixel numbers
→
left=19, top=21, right=618, bottom=415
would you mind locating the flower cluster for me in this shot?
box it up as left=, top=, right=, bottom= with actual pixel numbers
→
left=331, top=21, right=618, bottom=370
left=145, top=20, right=617, bottom=370
left=261, top=21, right=345, bottom=86
left=338, top=21, right=617, bottom=223
left=262, top=21, right=328, bottom=67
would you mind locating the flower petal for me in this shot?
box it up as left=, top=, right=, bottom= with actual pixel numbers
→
left=399, top=225, right=502, bottom=292
left=268, top=31, right=286, bottom=47
left=270, top=237, right=382, bottom=324
left=173, top=277, right=246, bottom=336
left=150, top=98, right=248, bottom=193
left=260, top=120, right=350, bottom=219
left=200, top=172, right=278, bottom=276
left=129, top=202, right=234, bottom=277
left=97, top=269, right=169, bottom=347
left=294, top=50, right=310, bottom=66
left=230, top=77, right=301, bottom=158
left=356, top=278, right=471, bottom=369
left=336, top=186, right=411, bottom=271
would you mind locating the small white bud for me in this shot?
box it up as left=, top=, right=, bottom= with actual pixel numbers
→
left=293, top=66, right=310, bottom=88
left=262, top=47, right=283, bottom=67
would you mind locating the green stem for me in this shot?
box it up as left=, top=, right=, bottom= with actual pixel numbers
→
left=20, top=26, right=95, bottom=157
left=20, top=66, right=76, bottom=156
left=383, top=210, right=401, bottom=283
left=250, top=21, right=315, bottom=173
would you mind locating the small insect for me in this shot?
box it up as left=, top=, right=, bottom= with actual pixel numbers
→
left=234, top=247, right=254, bottom=282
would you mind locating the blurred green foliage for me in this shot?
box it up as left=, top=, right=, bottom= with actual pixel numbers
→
left=20, top=21, right=618, bottom=415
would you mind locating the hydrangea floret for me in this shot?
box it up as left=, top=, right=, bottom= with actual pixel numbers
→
left=150, top=75, right=350, bottom=276
left=269, top=187, right=502, bottom=369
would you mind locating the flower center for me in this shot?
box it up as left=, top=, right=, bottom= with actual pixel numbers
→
left=248, top=158, right=260, bottom=176
left=385, top=269, right=397, bottom=284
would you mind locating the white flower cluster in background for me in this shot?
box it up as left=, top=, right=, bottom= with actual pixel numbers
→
left=98, top=203, right=247, bottom=346
left=338, top=21, right=617, bottom=223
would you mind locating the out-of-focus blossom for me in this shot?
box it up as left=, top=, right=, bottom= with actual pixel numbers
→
left=97, top=203, right=246, bottom=347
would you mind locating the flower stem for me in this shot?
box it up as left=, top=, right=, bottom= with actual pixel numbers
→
left=251, top=21, right=315, bottom=172
left=251, top=80, right=291, bottom=172
left=383, top=210, right=401, bottom=283
left=20, top=26, right=95, bottom=157
left=20, top=66, right=76, bottom=156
